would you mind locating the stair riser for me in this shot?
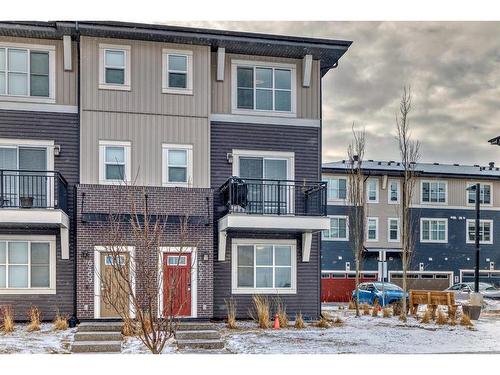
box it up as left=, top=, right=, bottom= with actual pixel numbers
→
left=78, top=325, right=123, bottom=332
left=72, top=344, right=122, bottom=353
left=176, top=331, right=220, bottom=340
left=175, top=324, right=214, bottom=331
left=75, top=333, right=122, bottom=341
left=177, top=342, right=225, bottom=350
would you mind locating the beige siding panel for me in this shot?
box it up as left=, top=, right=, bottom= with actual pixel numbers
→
left=81, top=110, right=210, bottom=187
left=0, top=36, right=77, bottom=106
left=80, top=37, right=210, bottom=117
left=211, top=52, right=320, bottom=119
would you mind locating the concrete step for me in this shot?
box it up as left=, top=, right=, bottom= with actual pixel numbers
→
left=74, top=331, right=123, bottom=342
left=175, top=322, right=214, bottom=331
left=78, top=322, right=123, bottom=332
left=175, top=330, right=220, bottom=340
left=71, top=340, right=122, bottom=353
left=176, top=339, right=225, bottom=350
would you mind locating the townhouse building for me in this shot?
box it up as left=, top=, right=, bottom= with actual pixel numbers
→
left=1, top=21, right=351, bottom=321
left=321, top=160, right=500, bottom=302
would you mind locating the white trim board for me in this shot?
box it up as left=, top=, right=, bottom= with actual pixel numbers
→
left=0, top=101, right=78, bottom=113
left=210, top=113, right=320, bottom=127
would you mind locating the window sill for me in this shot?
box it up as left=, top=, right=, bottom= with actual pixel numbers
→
left=231, top=108, right=297, bottom=118
left=98, top=83, right=131, bottom=91
left=0, top=288, right=56, bottom=295
left=0, top=95, right=56, bottom=104
left=466, top=241, right=493, bottom=245
left=232, top=288, right=296, bottom=295
left=99, top=180, right=131, bottom=186
left=322, top=238, right=349, bottom=242
left=420, top=240, right=448, bottom=244
left=420, top=201, right=447, bottom=205
left=162, top=88, right=193, bottom=95
left=162, top=182, right=191, bottom=188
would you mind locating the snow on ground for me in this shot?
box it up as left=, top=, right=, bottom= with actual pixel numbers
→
left=218, top=306, right=500, bottom=354
left=122, top=336, right=176, bottom=354
left=0, top=323, right=76, bottom=354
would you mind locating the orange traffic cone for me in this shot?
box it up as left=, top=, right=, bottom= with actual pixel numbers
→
left=273, top=313, right=280, bottom=329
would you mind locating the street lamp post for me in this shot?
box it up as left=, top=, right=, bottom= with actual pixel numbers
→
left=466, top=183, right=481, bottom=293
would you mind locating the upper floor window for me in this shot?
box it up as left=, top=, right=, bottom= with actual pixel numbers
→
left=467, top=183, right=492, bottom=206
left=421, top=218, right=448, bottom=243
left=99, top=141, right=131, bottom=184
left=325, top=177, right=347, bottom=201
left=162, top=49, right=193, bottom=95
left=467, top=219, right=493, bottom=244
left=232, top=60, right=296, bottom=116
left=366, top=217, right=378, bottom=242
left=99, top=44, right=131, bottom=91
left=421, top=181, right=447, bottom=204
left=323, top=216, right=348, bottom=241
left=0, top=44, right=55, bottom=101
left=388, top=179, right=400, bottom=204
left=162, top=144, right=193, bottom=187
left=388, top=218, right=400, bottom=242
left=367, top=178, right=379, bottom=203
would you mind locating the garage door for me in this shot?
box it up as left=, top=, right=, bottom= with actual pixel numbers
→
left=390, top=272, right=451, bottom=290
left=321, top=272, right=378, bottom=302
left=461, top=270, right=500, bottom=287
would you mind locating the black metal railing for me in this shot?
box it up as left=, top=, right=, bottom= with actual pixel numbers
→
left=219, top=177, right=327, bottom=216
left=0, top=169, right=68, bottom=212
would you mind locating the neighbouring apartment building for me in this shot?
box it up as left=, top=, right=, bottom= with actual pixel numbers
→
left=0, top=21, right=351, bottom=321
left=321, top=160, right=500, bottom=302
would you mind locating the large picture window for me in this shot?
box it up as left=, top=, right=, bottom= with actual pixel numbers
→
left=232, top=61, right=296, bottom=115
left=232, top=240, right=296, bottom=294
left=0, top=237, right=55, bottom=293
left=0, top=44, right=54, bottom=99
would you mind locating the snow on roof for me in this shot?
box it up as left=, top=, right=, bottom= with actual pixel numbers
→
left=322, top=160, right=500, bottom=178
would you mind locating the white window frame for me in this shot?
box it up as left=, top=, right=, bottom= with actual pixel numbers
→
left=366, top=217, right=379, bottom=242
left=388, top=179, right=400, bottom=204
left=324, top=175, right=348, bottom=202
left=366, top=178, right=379, bottom=203
left=466, top=219, right=493, bottom=245
left=466, top=182, right=493, bottom=207
left=161, top=143, right=193, bottom=187
left=387, top=218, right=400, bottom=242
left=0, top=235, right=56, bottom=294
left=231, top=239, right=297, bottom=295
left=231, top=59, right=297, bottom=117
left=323, top=215, right=349, bottom=241
left=98, top=44, right=131, bottom=91
left=161, top=49, right=193, bottom=95
left=421, top=180, right=448, bottom=205
left=420, top=218, right=448, bottom=244
left=0, top=42, right=56, bottom=103
left=98, top=140, right=132, bottom=185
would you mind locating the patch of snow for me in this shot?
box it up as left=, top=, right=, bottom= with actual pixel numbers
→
left=0, top=323, right=76, bottom=354
left=122, top=336, right=176, bottom=354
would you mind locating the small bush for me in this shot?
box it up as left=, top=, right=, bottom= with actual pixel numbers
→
left=122, top=318, right=135, bottom=336
left=0, top=306, right=15, bottom=333
left=436, top=309, right=447, bottom=325
left=421, top=308, right=432, bottom=324
left=275, top=298, right=288, bottom=328
left=382, top=307, right=391, bottom=318
left=348, top=299, right=356, bottom=310
left=362, top=304, right=370, bottom=316
left=225, top=297, right=237, bottom=329
left=294, top=312, right=306, bottom=329
left=332, top=315, right=344, bottom=326
left=392, top=302, right=402, bottom=316
left=460, top=313, right=473, bottom=327
left=315, top=317, right=331, bottom=328
left=250, top=295, right=270, bottom=329
left=449, top=318, right=457, bottom=326
left=53, top=310, right=68, bottom=331
left=27, top=306, right=42, bottom=332
left=371, top=306, right=379, bottom=317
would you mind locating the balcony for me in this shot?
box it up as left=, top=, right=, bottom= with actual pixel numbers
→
left=0, top=169, right=70, bottom=259
left=217, top=177, right=330, bottom=262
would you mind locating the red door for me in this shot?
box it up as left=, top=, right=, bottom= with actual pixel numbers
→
left=163, top=253, right=191, bottom=317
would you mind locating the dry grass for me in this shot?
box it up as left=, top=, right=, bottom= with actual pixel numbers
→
left=225, top=297, right=238, bottom=329
left=392, top=303, right=402, bottom=316
left=294, top=312, right=306, bottom=329
left=122, top=318, right=135, bottom=337
left=52, top=311, right=68, bottom=331
left=27, top=306, right=42, bottom=332
left=332, top=315, right=344, bottom=326
left=436, top=309, right=448, bottom=325
left=382, top=307, right=391, bottom=318
left=460, top=313, right=473, bottom=327
left=0, top=305, right=15, bottom=333
left=449, top=318, right=457, bottom=326
left=420, top=308, right=432, bottom=324
left=315, top=317, right=331, bottom=328
left=371, top=305, right=379, bottom=317
left=276, top=300, right=288, bottom=328
left=348, top=299, right=356, bottom=310
left=250, top=295, right=271, bottom=329
left=362, top=303, right=370, bottom=316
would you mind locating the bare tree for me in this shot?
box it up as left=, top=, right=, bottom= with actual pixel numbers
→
left=395, top=86, right=420, bottom=322
left=347, top=125, right=367, bottom=317
left=96, top=187, right=197, bottom=353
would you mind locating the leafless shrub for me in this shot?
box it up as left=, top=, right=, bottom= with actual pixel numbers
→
left=449, top=318, right=457, bottom=326
left=460, top=313, right=473, bottom=327
left=382, top=307, right=391, bottom=318
left=348, top=299, right=356, bottom=310
left=315, top=317, right=331, bottom=328
left=225, top=298, right=237, bottom=329
left=294, top=312, right=306, bottom=329
left=421, top=308, right=432, bottom=324
left=436, top=309, right=447, bottom=325
left=276, top=299, right=289, bottom=328
left=250, top=295, right=270, bottom=329
left=332, top=315, right=344, bottom=326
left=27, top=306, right=42, bottom=332
left=0, top=306, right=15, bottom=333
left=371, top=306, right=379, bottom=317
left=362, top=303, right=370, bottom=316
left=53, top=310, right=69, bottom=331
left=122, top=318, right=135, bottom=337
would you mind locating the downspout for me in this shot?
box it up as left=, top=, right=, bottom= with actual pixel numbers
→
left=318, top=63, right=323, bottom=319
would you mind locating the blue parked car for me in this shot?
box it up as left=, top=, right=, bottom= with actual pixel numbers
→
left=351, top=282, right=408, bottom=306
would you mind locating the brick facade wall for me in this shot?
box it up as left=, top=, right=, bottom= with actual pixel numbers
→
left=75, top=184, right=214, bottom=319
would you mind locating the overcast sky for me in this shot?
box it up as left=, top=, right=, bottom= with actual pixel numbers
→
left=171, top=21, right=500, bottom=166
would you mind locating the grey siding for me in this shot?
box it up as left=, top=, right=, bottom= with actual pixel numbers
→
left=211, top=122, right=321, bottom=319
left=0, top=109, right=78, bottom=320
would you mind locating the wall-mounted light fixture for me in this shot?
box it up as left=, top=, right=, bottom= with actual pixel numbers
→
left=54, top=145, right=61, bottom=156
left=226, top=153, right=233, bottom=164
